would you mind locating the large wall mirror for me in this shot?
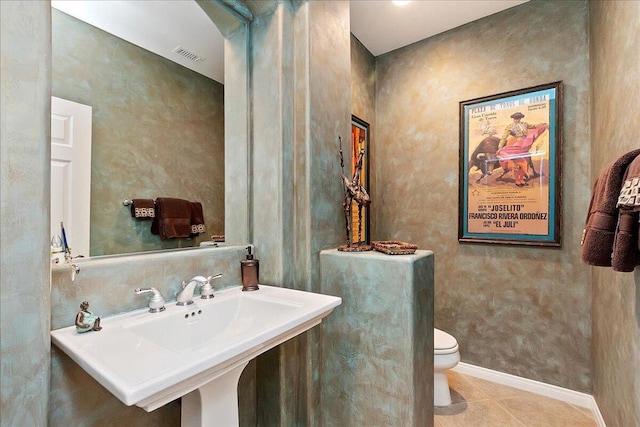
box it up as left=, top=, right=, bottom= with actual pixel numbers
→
left=51, top=0, right=227, bottom=257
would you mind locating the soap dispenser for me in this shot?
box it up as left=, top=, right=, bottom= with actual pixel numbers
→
left=241, top=246, right=259, bottom=291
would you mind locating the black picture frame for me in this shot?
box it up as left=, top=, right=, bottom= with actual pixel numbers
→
left=458, top=81, right=563, bottom=247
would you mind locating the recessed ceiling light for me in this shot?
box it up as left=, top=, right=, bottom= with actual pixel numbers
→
left=392, top=1, right=411, bottom=6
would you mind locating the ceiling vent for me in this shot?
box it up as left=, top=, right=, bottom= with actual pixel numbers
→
left=172, top=46, right=205, bottom=63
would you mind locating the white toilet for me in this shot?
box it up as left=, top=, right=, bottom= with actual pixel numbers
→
left=434, top=328, right=460, bottom=406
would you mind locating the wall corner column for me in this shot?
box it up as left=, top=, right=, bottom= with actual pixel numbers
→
left=0, top=1, right=52, bottom=425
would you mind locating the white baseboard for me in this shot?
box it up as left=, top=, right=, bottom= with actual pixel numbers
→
left=452, top=362, right=606, bottom=427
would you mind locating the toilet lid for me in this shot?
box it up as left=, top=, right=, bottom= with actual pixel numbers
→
left=434, top=328, right=458, bottom=353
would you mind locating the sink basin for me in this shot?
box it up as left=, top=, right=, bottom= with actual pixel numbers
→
left=123, top=292, right=303, bottom=355
left=51, top=285, right=341, bottom=425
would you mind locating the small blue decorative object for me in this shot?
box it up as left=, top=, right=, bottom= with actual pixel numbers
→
left=75, top=301, right=102, bottom=333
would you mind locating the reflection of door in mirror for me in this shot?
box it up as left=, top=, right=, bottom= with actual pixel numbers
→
left=51, top=96, right=92, bottom=258
left=350, top=116, right=370, bottom=245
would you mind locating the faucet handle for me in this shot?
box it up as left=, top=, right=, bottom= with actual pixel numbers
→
left=135, top=287, right=166, bottom=313
left=200, top=273, right=223, bottom=299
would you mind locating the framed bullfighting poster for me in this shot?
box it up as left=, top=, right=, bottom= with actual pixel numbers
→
left=458, top=81, right=562, bottom=247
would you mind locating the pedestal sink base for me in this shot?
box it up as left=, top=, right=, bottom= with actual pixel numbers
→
left=182, top=362, right=248, bottom=427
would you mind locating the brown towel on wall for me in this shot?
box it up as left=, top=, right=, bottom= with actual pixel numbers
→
left=617, top=155, right=640, bottom=210
left=581, top=149, right=640, bottom=267
left=190, top=202, right=206, bottom=237
left=130, top=199, right=155, bottom=219
left=612, top=154, right=640, bottom=272
left=151, top=198, right=192, bottom=239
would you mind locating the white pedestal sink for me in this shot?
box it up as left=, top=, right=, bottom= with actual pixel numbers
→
left=51, top=285, right=341, bottom=426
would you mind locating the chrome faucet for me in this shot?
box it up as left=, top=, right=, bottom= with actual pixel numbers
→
left=135, top=287, right=166, bottom=313
left=199, top=273, right=223, bottom=299
left=177, top=274, right=222, bottom=305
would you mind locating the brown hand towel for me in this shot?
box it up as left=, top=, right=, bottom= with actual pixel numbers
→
left=617, top=154, right=640, bottom=210
left=130, top=199, right=155, bottom=219
left=151, top=198, right=192, bottom=239
left=190, top=202, right=206, bottom=237
left=582, top=149, right=640, bottom=267
left=612, top=154, right=640, bottom=272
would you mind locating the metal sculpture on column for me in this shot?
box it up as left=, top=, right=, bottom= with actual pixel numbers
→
left=338, top=136, right=372, bottom=252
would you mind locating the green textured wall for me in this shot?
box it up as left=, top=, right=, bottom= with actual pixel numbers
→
left=0, top=1, right=51, bottom=424
left=52, top=9, right=225, bottom=256
left=350, top=34, right=376, bottom=129
left=248, top=2, right=352, bottom=425
left=589, top=1, right=640, bottom=425
left=374, top=0, right=591, bottom=392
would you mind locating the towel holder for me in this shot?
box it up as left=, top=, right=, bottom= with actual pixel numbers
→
left=123, top=199, right=133, bottom=206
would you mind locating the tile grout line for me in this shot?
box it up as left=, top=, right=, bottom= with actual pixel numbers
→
left=446, top=370, right=492, bottom=405
left=492, top=398, right=529, bottom=427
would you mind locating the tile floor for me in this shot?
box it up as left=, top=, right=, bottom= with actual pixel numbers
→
left=434, top=371, right=597, bottom=427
